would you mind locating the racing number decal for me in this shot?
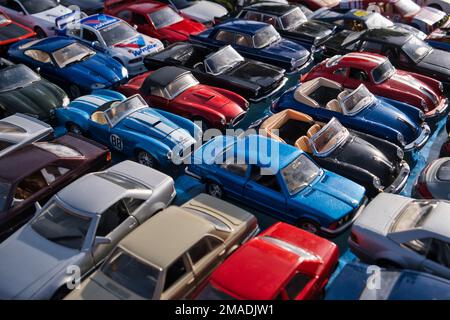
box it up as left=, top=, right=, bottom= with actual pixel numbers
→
left=110, top=134, right=123, bottom=151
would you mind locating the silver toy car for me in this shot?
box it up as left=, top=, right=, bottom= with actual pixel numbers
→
left=413, top=157, right=450, bottom=200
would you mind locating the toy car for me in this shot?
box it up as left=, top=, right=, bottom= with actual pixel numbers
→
left=0, top=0, right=82, bottom=37
left=413, top=157, right=450, bottom=200
left=236, top=2, right=335, bottom=49
left=8, top=37, right=128, bottom=98
left=60, top=0, right=105, bottom=15
left=440, top=133, right=450, bottom=157
left=59, top=14, right=164, bottom=76
left=339, top=0, right=450, bottom=34
left=0, top=59, right=68, bottom=123
left=0, top=160, right=176, bottom=299
left=118, top=66, right=248, bottom=131
left=195, top=222, right=339, bottom=300
left=144, top=43, right=288, bottom=102
left=56, top=90, right=201, bottom=168
left=256, top=110, right=409, bottom=196
left=189, top=19, right=312, bottom=74
left=65, top=193, right=259, bottom=300
left=104, top=0, right=206, bottom=46
left=0, top=11, right=35, bottom=54
left=291, top=0, right=340, bottom=11
left=271, top=78, right=430, bottom=152
left=309, top=8, right=426, bottom=40
left=304, top=53, right=448, bottom=122
left=187, top=134, right=367, bottom=235
left=349, top=193, right=450, bottom=280
left=326, top=262, right=450, bottom=300
left=317, top=28, right=450, bottom=93
left=157, top=0, right=228, bottom=26
left=426, top=27, right=450, bottom=52
left=0, top=113, right=111, bottom=238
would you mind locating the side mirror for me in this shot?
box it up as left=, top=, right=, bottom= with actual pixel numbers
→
left=35, top=67, right=40, bottom=74
left=93, top=236, right=112, bottom=247
left=91, top=41, right=101, bottom=49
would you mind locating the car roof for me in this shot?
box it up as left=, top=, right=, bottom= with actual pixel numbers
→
left=80, top=14, right=121, bottom=30
left=244, top=2, right=296, bottom=16
left=335, top=52, right=387, bottom=70
left=217, top=19, right=270, bottom=35
left=19, top=36, right=77, bottom=53
left=118, top=206, right=216, bottom=268
left=361, top=28, right=412, bottom=44
left=144, top=66, right=189, bottom=87
left=420, top=202, right=450, bottom=236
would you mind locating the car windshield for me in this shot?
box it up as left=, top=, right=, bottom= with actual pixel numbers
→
left=166, top=73, right=199, bottom=99
left=359, top=271, right=401, bottom=300
left=0, top=65, right=40, bottom=92
left=100, top=21, right=137, bottom=47
left=195, top=283, right=237, bottom=300
left=366, top=13, right=393, bottom=29
left=21, top=0, right=59, bottom=14
left=149, top=7, right=183, bottom=29
left=394, top=0, right=420, bottom=16
left=0, top=181, right=11, bottom=212
left=340, top=85, right=374, bottom=115
left=281, top=154, right=321, bottom=195
left=0, top=14, right=10, bottom=24
left=31, top=202, right=91, bottom=250
left=372, top=60, right=396, bottom=83
left=253, top=25, right=281, bottom=48
left=205, top=46, right=244, bottom=75
left=170, top=0, right=195, bottom=10
left=391, top=200, right=437, bottom=232
left=104, top=95, right=147, bottom=127
left=34, top=142, right=83, bottom=158
left=310, top=118, right=349, bottom=155
left=52, top=43, right=95, bottom=68
left=102, top=249, right=160, bottom=299
left=280, top=7, right=307, bottom=30
left=402, top=36, right=432, bottom=63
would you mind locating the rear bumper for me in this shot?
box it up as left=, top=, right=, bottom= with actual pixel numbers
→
left=384, top=161, right=410, bottom=194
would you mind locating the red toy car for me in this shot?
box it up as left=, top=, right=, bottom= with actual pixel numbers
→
left=0, top=12, right=35, bottom=54
left=118, top=66, right=249, bottom=130
left=104, top=0, right=206, bottom=46
left=303, top=52, right=448, bottom=121
left=194, top=222, right=339, bottom=300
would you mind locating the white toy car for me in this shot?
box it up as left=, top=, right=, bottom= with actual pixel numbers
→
left=160, top=0, right=228, bottom=26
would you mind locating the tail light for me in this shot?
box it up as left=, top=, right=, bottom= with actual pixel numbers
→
left=416, top=181, right=433, bottom=199
left=350, top=231, right=359, bottom=244
left=106, top=151, right=112, bottom=162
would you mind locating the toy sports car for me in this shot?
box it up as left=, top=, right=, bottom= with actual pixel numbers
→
left=236, top=2, right=335, bottom=48
left=187, top=134, right=367, bottom=236
left=256, top=110, right=410, bottom=196
left=309, top=8, right=426, bottom=40
left=304, top=53, right=448, bottom=122
left=195, top=222, right=339, bottom=300
left=144, top=43, right=287, bottom=102
left=0, top=113, right=111, bottom=239
left=8, top=37, right=128, bottom=99
left=58, top=14, right=164, bottom=75
left=0, top=0, right=83, bottom=38
left=56, top=90, right=201, bottom=168
left=159, top=0, right=228, bottom=26
left=189, top=19, right=312, bottom=74
left=0, top=12, right=35, bottom=54
left=426, top=27, right=450, bottom=51
left=0, top=59, right=68, bottom=123
left=118, top=66, right=248, bottom=131
left=413, top=157, right=450, bottom=200
left=0, top=160, right=175, bottom=299
left=104, top=0, right=206, bottom=46
left=317, top=29, right=450, bottom=92
left=272, top=78, right=431, bottom=152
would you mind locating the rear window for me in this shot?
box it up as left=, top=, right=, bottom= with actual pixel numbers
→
left=96, top=172, right=148, bottom=190
left=437, top=161, right=450, bottom=181
left=0, top=122, right=26, bottom=133
left=391, top=201, right=437, bottom=232
left=184, top=208, right=231, bottom=233
left=34, top=142, right=82, bottom=158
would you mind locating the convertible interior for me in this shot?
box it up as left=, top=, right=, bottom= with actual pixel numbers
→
left=294, top=78, right=346, bottom=112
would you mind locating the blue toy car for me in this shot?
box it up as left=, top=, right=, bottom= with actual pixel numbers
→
left=326, top=262, right=450, bottom=300
left=56, top=90, right=201, bottom=168
left=8, top=36, right=128, bottom=98
left=271, top=78, right=431, bottom=153
left=186, top=134, right=367, bottom=236
left=189, top=19, right=312, bottom=74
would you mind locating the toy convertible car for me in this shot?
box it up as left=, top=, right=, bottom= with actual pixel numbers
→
left=256, top=110, right=409, bottom=196
left=118, top=66, right=248, bottom=131
left=144, top=43, right=287, bottom=102
left=187, top=134, right=367, bottom=236
left=271, top=77, right=430, bottom=152
left=56, top=90, right=201, bottom=168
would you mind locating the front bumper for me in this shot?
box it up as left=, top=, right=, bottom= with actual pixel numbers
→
left=425, top=98, right=448, bottom=121
left=404, top=123, right=431, bottom=152
left=250, top=77, right=288, bottom=103
left=286, top=55, right=315, bottom=75
left=384, top=161, right=410, bottom=194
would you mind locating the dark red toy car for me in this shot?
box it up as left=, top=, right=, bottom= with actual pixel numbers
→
left=194, top=222, right=339, bottom=300
left=0, top=11, right=35, bottom=54
left=118, top=66, right=249, bottom=130
left=303, top=52, right=448, bottom=122
left=104, top=0, right=206, bottom=46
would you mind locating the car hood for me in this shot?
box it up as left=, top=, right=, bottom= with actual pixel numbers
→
left=412, top=7, right=446, bottom=27
left=160, top=20, right=205, bottom=39
left=227, top=61, right=283, bottom=87
left=291, top=20, right=333, bottom=40
left=180, top=1, right=228, bottom=23
left=262, top=39, right=309, bottom=60
left=32, top=5, right=73, bottom=23
left=0, top=23, right=33, bottom=41
left=0, top=226, right=78, bottom=299
left=417, top=49, right=450, bottom=79
left=0, top=79, right=66, bottom=120
left=112, top=35, right=162, bottom=59
left=387, top=72, right=440, bottom=106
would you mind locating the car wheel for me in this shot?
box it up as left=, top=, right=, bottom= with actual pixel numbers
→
left=192, top=117, right=209, bottom=132
left=136, top=150, right=157, bottom=168
left=377, top=259, right=401, bottom=269
left=34, top=27, right=47, bottom=39
left=206, top=181, right=223, bottom=199
left=67, top=123, right=83, bottom=136
left=69, top=85, right=82, bottom=99
left=296, top=219, right=320, bottom=234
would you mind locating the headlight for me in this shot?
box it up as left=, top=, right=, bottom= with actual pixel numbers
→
left=62, top=96, right=70, bottom=107
left=420, top=99, right=428, bottom=112
left=439, top=82, right=444, bottom=93
left=373, top=177, right=382, bottom=190
left=167, top=150, right=172, bottom=160
left=91, top=83, right=106, bottom=89
left=397, top=148, right=404, bottom=159
left=121, top=66, right=128, bottom=78
left=397, top=133, right=406, bottom=146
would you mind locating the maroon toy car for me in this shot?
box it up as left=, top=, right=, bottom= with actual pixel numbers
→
left=0, top=114, right=111, bottom=239
left=118, top=66, right=249, bottom=130
left=104, top=0, right=206, bottom=46
left=303, top=52, right=448, bottom=122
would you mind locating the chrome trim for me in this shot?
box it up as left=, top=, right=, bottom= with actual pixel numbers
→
left=286, top=55, right=314, bottom=75
left=384, top=161, right=410, bottom=194
left=320, top=197, right=368, bottom=235
left=184, top=167, right=202, bottom=180
left=426, top=98, right=448, bottom=119
left=404, top=123, right=431, bottom=152
left=249, top=76, right=288, bottom=102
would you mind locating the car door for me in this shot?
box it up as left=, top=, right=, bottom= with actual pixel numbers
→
left=214, top=156, right=247, bottom=198
left=421, top=238, right=450, bottom=279
left=88, top=118, right=110, bottom=146
left=160, top=255, right=196, bottom=300
left=344, top=67, right=371, bottom=89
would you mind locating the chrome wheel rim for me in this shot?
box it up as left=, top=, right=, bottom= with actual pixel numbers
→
left=208, top=184, right=222, bottom=198
left=138, top=152, right=154, bottom=167
left=69, top=125, right=82, bottom=135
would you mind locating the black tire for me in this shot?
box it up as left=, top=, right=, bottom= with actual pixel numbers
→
left=34, top=27, right=47, bottom=39
left=206, top=181, right=224, bottom=199
left=377, top=259, right=401, bottom=269
left=136, top=150, right=157, bottom=168
left=296, top=219, right=320, bottom=234
left=66, top=123, right=83, bottom=136
left=69, top=84, right=82, bottom=99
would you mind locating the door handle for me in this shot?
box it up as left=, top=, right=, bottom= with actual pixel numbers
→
left=129, top=221, right=138, bottom=229
left=218, top=249, right=226, bottom=257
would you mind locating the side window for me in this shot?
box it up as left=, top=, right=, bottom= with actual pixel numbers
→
left=24, top=50, right=52, bottom=64
left=345, top=40, right=360, bottom=51
left=427, top=239, right=450, bottom=268
left=122, top=198, right=145, bottom=214
left=40, top=166, right=70, bottom=185
left=360, top=41, right=383, bottom=53
left=14, top=170, right=49, bottom=201
left=67, top=27, right=81, bottom=38
left=220, top=157, right=248, bottom=177
left=150, top=86, right=165, bottom=98
left=333, top=68, right=347, bottom=77
left=262, top=14, right=277, bottom=27
left=285, top=273, right=313, bottom=299
left=188, top=236, right=224, bottom=265
left=5, top=0, right=24, bottom=12
left=235, top=34, right=253, bottom=47
left=403, top=238, right=430, bottom=256
left=214, top=30, right=234, bottom=44
left=117, top=10, right=132, bottom=21
left=133, top=13, right=147, bottom=25
left=164, top=257, right=188, bottom=291
left=244, top=11, right=262, bottom=21
left=349, top=68, right=369, bottom=81
left=96, top=200, right=130, bottom=236
left=249, top=166, right=281, bottom=192
left=83, top=28, right=99, bottom=42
